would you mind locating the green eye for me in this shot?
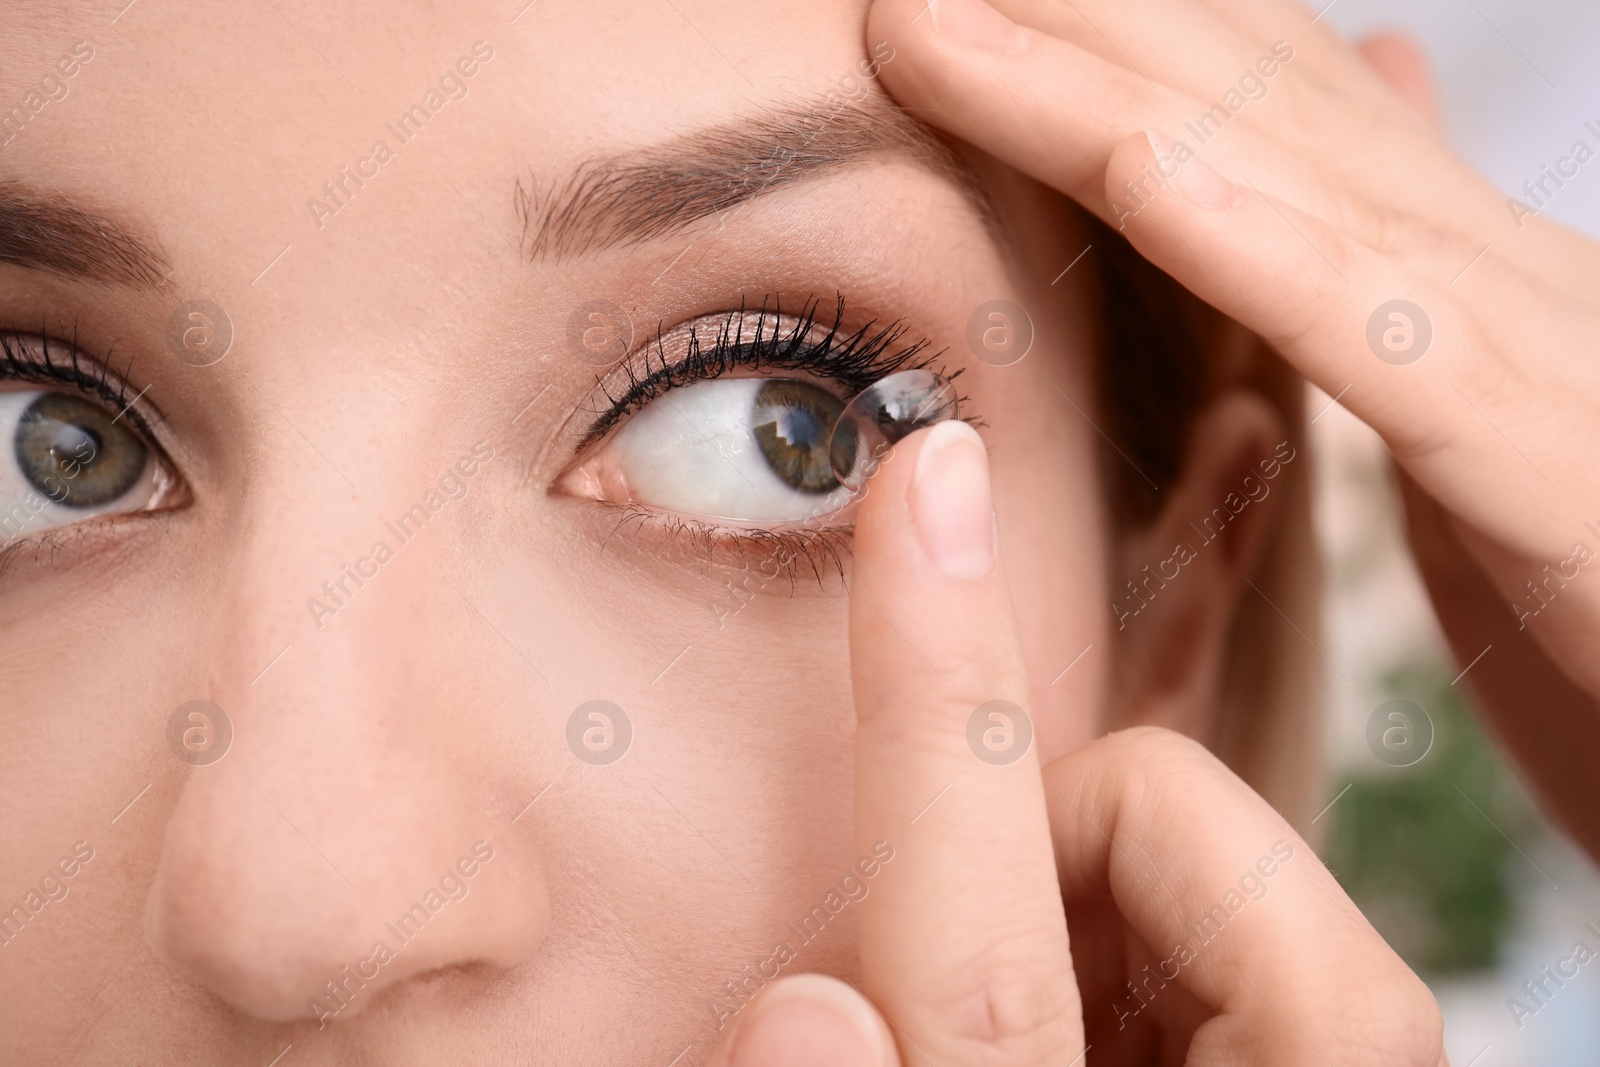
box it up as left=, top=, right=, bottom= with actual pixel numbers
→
left=14, top=393, right=149, bottom=508
left=750, top=380, right=856, bottom=495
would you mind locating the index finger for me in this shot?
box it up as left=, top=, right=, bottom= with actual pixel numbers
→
left=850, top=420, right=1082, bottom=1063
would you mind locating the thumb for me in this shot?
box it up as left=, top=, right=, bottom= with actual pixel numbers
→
left=705, top=974, right=901, bottom=1067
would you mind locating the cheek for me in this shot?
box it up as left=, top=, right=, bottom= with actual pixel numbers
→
left=495, top=531, right=858, bottom=970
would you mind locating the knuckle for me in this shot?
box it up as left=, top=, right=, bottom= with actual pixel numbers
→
left=1329, top=969, right=1445, bottom=1066
left=1277, top=80, right=1408, bottom=173
left=921, top=956, right=1080, bottom=1064
left=1334, top=193, right=1408, bottom=255
left=1341, top=198, right=1461, bottom=273
left=1253, top=272, right=1350, bottom=354
left=1104, top=725, right=1217, bottom=771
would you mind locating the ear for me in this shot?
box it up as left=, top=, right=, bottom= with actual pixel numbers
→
left=1107, top=390, right=1291, bottom=741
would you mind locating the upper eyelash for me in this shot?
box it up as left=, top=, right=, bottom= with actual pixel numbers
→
left=577, top=294, right=954, bottom=448
left=0, top=329, right=165, bottom=442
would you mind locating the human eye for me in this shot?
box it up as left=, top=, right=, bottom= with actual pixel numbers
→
left=570, top=374, right=862, bottom=523
left=0, top=333, right=179, bottom=545
left=556, top=297, right=962, bottom=548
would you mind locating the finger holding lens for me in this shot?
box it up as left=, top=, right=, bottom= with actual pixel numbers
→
left=851, top=420, right=1081, bottom=1064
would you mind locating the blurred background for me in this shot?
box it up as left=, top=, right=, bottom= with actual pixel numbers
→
left=1310, top=1, right=1599, bottom=1062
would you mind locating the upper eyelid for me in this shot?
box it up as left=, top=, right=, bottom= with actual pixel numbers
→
left=574, top=299, right=945, bottom=449
left=0, top=331, right=168, bottom=444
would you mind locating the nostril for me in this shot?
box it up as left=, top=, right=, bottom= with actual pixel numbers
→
left=331, top=959, right=506, bottom=1022
left=302, top=940, right=405, bottom=1027
left=299, top=842, right=508, bottom=1029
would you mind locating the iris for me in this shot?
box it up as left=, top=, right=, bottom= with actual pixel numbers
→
left=14, top=393, right=148, bottom=508
left=751, top=380, right=856, bottom=494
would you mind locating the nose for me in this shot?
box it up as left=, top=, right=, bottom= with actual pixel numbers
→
left=145, top=482, right=549, bottom=1024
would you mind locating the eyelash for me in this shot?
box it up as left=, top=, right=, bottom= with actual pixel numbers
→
left=578, top=294, right=965, bottom=584
left=579, top=294, right=954, bottom=447
left=0, top=329, right=165, bottom=443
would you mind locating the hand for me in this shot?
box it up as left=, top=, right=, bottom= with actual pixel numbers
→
left=706, top=423, right=1443, bottom=1066
left=860, top=0, right=1600, bottom=851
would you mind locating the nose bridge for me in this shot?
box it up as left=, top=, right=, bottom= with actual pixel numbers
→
left=147, top=468, right=548, bottom=1022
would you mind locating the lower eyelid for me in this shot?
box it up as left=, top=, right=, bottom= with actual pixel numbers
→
left=588, top=502, right=855, bottom=589
left=0, top=508, right=175, bottom=581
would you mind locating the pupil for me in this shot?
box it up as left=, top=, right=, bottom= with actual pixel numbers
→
left=750, top=380, right=850, bottom=495
left=772, top=408, right=822, bottom=451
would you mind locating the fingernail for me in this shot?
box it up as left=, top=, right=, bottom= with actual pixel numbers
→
left=727, top=975, right=889, bottom=1067
left=1147, top=129, right=1242, bottom=210
left=910, top=420, right=996, bottom=580
left=930, top=0, right=1031, bottom=54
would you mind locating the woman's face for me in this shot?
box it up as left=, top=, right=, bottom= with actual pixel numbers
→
left=0, top=0, right=1112, bottom=1061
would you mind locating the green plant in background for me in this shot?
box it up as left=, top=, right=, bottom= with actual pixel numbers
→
left=1322, top=661, right=1539, bottom=976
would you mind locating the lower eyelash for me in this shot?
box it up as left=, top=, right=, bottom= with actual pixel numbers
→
left=600, top=503, right=853, bottom=589
left=0, top=511, right=158, bottom=580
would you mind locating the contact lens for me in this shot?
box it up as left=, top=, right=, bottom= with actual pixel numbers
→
left=829, top=369, right=959, bottom=491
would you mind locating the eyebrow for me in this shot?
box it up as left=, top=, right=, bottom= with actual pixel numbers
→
left=517, top=97, right=995, bottom=261
left=0, top=181, right=170, bottom=288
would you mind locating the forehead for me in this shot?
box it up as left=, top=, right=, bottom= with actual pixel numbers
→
left=0, top=0, right=906, bottom=361
left=0, top=0, right=876, bottom=235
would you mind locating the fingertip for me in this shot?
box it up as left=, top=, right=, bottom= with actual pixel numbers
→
left=863, top=0, right=947, bottom=111
left=865, top=0, right=1027, bottom=114
left=709, top=974, right=897, bottom=1067
left=847, top=417, right=1026, bottom=749
left=867, top=0, right=1030, bottom=55
left=854, top=420, right=996, bottom=584
left=909, top=420, right=996, bottom=581
left=925, top=0, right=1031, bottom=55
left=1356, top=31, right=1440, bottom=124
left=864, top=0, right=933, bottom=67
